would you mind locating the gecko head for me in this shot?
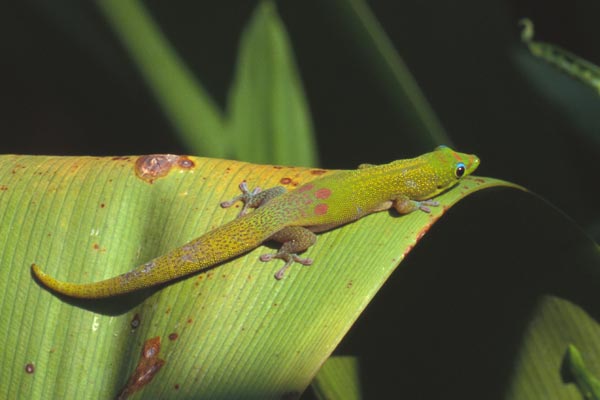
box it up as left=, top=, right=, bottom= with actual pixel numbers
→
left=431, top=145, right=480, bottom=191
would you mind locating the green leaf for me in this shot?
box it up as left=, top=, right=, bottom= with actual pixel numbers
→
left=514, top=18, right=600, bottom=148
left=327, top=0, right=450, bottom=148
left=312, top=356, right=362, bottom=400
left=97, top=0, right=227, bottom=157
left=227, top=1, right=318, bottom=166
left=519, top=19, right=600, bottom=95
left=564, top=344, right=600, bottom=400
left=0, top=154, right=509, bottom=399
left=507, top=296, right=600, bottom=400
left=97, top=0, right=318, bottom=167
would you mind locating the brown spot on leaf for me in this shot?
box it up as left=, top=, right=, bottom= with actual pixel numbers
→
left=92, top=243, right=106, bottom=252
left=0, top=185, right=8, bottom=191
left=112, top=156, right=131, bottom=161
left=25, top=363, right=35, bottom=374
left=135, top=154, right=195, bottom=183
left=310, top=169, right=327, bottom=176
left=177, top=156, right=195, bottom=169
left=116, top=337, right=165, bottom=400
left=11, top=163, right=26, bottom=174
left=168, top=333, right=178, bottom=341
left=131, top=313, right=141, bottom=330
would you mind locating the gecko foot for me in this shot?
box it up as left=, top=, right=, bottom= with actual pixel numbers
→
left=417, top=199, right=440, bottom=213
left=259, top=253, right=313, bottom=280
left=220, top=181, right=262, bottom=217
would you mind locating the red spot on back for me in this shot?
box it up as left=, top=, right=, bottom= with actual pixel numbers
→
left=298, top=183, right=314, bottom=192
left=315, top=188, right=332, bottom=199
left=314, top=203, right=328, bottom=215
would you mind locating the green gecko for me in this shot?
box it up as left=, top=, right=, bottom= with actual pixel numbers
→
left=32, top=146, right=479, bottom=299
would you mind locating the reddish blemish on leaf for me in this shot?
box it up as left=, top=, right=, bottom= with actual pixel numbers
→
left=116, top=337, right=165, bottom=400
left=92, top=243, right=106, bottom=252
left=135, top=154, right=196, bottom=183
left=310, top=169, right=327, bottom=175
left=135, top=154, right=177, bottom=183
left=280, top=177, right=292, bottom=185
left=0, top=185, right=8, bottom=191
left=168, top=333, right=178, bottom=341
left=187, top=318, right=193, bottom=324
left=112, top=156, right=131, bottom=161
left=402, top=244, right=415, bottom=259
left=25, top=363, right=35, bottom=374
left=416, top=225, right=432, bottom=242
left=314, top=203, right=328, bottom=215
left=11, top=163, right=26, bottom=174
left=174, top=384, right=180, bottom=390
left=100, top=203, right=105, bottom=208
left=315, top=188, right=332, bottom=199
left=177, top=156, right=195, bottom=169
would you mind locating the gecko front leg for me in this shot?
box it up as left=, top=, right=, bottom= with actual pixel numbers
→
left=220, top=181, right=286, bottom=217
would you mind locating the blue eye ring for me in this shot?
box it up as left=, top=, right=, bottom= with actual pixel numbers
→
left=455, top=162, right=466, bottom=178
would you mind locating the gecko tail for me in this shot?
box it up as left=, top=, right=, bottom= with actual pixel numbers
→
left=31, top=263, right=133, bottom=299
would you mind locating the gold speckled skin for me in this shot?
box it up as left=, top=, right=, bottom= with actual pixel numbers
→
left=32, top=146, right=479, bottom=298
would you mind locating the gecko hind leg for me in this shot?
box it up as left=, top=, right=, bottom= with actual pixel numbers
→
left=220, top=181, right=286, bottom=217
left=260, top=226, right=317, bottom=280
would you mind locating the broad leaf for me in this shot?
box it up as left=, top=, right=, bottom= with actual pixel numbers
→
left=0, top=154, right=508, bottom=399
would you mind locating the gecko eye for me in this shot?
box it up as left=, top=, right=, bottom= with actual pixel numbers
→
left=455, top=162, right=466, bottom=178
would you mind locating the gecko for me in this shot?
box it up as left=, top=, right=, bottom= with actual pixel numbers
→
left=31, top=146, right=479, bottom=299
